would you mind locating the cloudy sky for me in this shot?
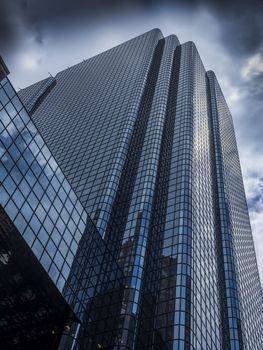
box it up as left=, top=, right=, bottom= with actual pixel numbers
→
left=1, top=0, right=263, bottom=283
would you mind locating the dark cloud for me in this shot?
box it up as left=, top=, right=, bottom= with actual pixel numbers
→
left=232, top=68, right=263, bottom=156
left=0, top=0, right=44, bottom=50
left=0, top=2, right=18, bottom=50
left=178, top=0, right=263, bottom=56
left=1, top=0, right=262, bottom=57
left=210, top=1, right=263, bottom=56
left=248, top=193, right=262, bottom=211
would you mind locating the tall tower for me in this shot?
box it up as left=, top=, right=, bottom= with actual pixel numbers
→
left=1, top=29, right=262, bottom=349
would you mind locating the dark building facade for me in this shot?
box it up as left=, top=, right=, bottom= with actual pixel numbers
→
left=0, top=28, right=262, bottom=349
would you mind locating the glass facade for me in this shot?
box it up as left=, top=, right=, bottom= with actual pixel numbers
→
left=1, top=28, right=262, bottom=349
left=207, top=71, right=263, bottom=350
left=0, top=206, right=74, bottom=350
left=0, top=69, right=125, bottom=349
left=0, top=76, right=87, bottom=293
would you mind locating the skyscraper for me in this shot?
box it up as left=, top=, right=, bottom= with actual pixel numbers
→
left=0, top=28, right=262, bottom=349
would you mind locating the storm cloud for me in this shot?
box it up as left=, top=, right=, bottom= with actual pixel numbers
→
left=1, top=0, right=262, bottom=55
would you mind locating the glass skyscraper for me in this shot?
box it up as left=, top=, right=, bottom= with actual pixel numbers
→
left=0, top=29, right=262, bottom=349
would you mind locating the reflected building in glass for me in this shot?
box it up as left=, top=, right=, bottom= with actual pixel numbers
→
left=1, top=29, right=263, bottom=349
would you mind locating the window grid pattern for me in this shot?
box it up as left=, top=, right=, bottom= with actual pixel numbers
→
left=62, top=216, right=124, bottom=348
left=0, top=77, right=126, bottom=347
left=151, top=42, right=195, bottom=350
left=18, top=77, right=52, bottom=107
left=207, top=71, right=263, bottom=350
left=0, top=77, right=87, bottom=295
left=22, top=30, right=163, bottom=239
left=115, top=35, right=179, bottom=348
left=95, top=37, right=167, bottom=348
left=18, top=76, right=56, bottom=114
left=150, top=42, right=221, bottom=350
left=136, top=42, right=182, bottom=350
left=207, top=71, right=243, bottom=349
left=190, top=45, right=221, bottom=350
